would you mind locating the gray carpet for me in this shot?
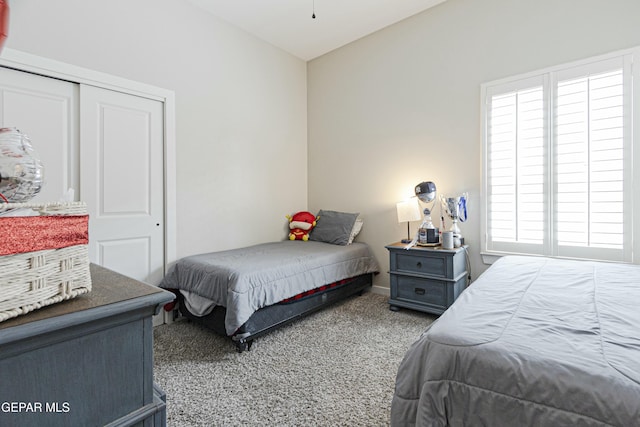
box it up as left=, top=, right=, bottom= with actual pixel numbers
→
left=153, top=292, right=435, bottom=426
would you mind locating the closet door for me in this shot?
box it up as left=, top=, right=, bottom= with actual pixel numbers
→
left=0, top=67, right=78, bottom=202
left=80, top=85, right=165, bottom=285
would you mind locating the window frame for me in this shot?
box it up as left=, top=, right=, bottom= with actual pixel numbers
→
left=480, top=46, right=640, bottom=265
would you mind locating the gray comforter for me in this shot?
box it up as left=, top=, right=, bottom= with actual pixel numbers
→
left=160, top=240, right=379, bottom=335
left=391, top=255, right=640, bottom=427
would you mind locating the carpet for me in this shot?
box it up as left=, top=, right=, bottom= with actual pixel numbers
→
left=153, top=291, right=435, bottom=426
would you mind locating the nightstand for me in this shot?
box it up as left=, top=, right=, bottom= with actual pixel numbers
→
left=386, top=242, right=468, bottom=315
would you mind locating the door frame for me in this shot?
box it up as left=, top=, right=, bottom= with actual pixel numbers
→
left=0, top=47, right=177, bottom=272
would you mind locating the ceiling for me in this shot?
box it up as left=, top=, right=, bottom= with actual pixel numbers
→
left=185, top=0, right=446, bottom=61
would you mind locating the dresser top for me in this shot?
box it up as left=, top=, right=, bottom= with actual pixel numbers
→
left=0, top=264, right=174, bottom=331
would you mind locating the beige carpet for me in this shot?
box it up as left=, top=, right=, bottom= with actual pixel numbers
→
left=153, top=292, right=435, bottom=426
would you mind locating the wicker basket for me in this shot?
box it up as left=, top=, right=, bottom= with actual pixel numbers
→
left=0, top=202, right=91, bottom=322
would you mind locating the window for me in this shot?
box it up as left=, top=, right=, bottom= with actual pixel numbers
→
left=481, top=48, right=638, bottom=263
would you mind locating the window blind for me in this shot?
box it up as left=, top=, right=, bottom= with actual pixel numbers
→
left=482, top=50, right=635, bottom=262
left=488, top=86, right=545, bottom=246
left=555, top=69, right=625, bottom=252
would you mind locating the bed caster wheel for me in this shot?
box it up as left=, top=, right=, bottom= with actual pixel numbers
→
left=389, top=305, right=400, bottom=312
left=235, top=340, right=253, bottom=353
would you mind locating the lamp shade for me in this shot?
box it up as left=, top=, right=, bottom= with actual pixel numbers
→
left=396, top=198, right=421, bottom=223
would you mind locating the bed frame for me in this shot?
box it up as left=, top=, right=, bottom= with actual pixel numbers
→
left=177, top=273, right=374, bottom=352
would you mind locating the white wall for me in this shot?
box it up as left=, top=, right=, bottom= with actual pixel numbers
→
left=7, top=0, right=640, bottom=291
left=4, top=0, right=307, bottom=258
left=307, top=0, right=640, bottom=291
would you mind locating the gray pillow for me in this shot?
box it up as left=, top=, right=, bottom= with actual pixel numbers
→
left=309, top=210, right=359, bottom=245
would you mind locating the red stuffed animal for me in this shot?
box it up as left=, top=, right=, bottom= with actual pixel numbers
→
left=286, top=211, right=319, bottom=241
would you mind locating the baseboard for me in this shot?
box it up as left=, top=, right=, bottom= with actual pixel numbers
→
left=369, top=284, right=390, bottom=297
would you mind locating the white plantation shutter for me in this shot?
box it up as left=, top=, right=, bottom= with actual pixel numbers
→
left=482, top=51, right=635, bottom=262
left=487, top=81, right=546, bottom=254
left=555, top=61, right=629, bottom=260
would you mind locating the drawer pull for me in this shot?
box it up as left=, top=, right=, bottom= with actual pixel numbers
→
left=416, top=262, right=422, bottom=269
left=414, top=288, right=426, bottom=295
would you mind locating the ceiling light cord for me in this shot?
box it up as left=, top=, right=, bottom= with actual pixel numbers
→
left=312, top=0, right=316, bottom=19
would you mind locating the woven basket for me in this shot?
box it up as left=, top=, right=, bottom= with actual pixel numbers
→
left=0, top=202, right=91, bottom=322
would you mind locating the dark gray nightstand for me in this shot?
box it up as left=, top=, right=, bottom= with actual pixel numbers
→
left=386, top=242, right=468, bottom=315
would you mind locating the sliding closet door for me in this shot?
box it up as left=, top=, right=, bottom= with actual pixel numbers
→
left=0, top=67, right=78, bottom=202
left=80, top=85, right=165, bottom=285
left=0, top=65, right=167, bottom=285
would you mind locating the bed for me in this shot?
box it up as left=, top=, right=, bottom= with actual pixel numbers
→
left=391, top=255, right=640, bottom=426
left=159, top=239, right=379, bottom=352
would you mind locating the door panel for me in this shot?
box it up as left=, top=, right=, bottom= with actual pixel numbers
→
left=0, top=67, right=78, bottom=202
left=101, top=105, right=152, bottom=214
left=98, top=237, right=152, bottom=283
left=80, top=85, right=164, bottom=285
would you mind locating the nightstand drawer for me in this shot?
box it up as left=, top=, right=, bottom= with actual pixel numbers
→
left=392, top=251, right=448, bottom=278
left=392, top=275, right=447, bottom=308
left=386, top=242, right=468, bottom=315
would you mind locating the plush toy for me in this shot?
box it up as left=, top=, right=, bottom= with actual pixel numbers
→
left=286, top=211, right=319, bottom=241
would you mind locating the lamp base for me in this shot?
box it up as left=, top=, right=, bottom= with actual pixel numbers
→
left=400, top=238, right=412, bottom=243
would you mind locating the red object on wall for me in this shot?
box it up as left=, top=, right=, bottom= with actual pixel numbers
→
left=0, top=0, right=8, bottom=52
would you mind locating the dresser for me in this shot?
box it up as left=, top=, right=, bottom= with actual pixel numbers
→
left=386, top=242, right=468, bottom=315
left=0, top=264, right=174, bottom=427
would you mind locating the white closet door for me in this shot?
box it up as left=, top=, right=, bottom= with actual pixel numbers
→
left=80, top=85, right=164, bottom=285
left=0, top=67, right=78, bottom=202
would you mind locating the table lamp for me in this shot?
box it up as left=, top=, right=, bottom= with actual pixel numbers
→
left=396, top=198, right=421, bottom=243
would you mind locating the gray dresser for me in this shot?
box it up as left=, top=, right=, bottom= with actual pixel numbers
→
left=0, top=264, right=174, bottom=427
left=386, top=242, right=468, bottom=315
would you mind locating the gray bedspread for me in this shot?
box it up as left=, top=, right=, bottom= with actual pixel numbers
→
left=391, top=255, right=640, bottom=427
left=160, top=240, right=379, bottom=335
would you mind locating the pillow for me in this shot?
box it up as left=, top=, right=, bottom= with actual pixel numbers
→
left=347, top=218, right=364, bottom=245
left=309, top=210, right=359, bottom=245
